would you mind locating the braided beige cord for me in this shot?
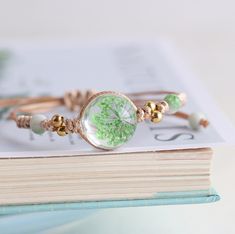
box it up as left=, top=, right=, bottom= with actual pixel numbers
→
left=41, top=118, right=81, bottom=134
left=40, top=119, right=53, bottom=131
left=64, top=118, right=81, bottom=134
left=63, top=90, right=95, bottom=111
left=5, top=90, right=208, bottom=137
left=15, top=115, right=31, bottom=128
left=8, top=90, right=95, bottom=132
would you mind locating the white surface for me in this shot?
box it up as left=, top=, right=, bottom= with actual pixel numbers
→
left=0, top=1, right=235, bottom=233
left=0, top=42, right=228, bottom=156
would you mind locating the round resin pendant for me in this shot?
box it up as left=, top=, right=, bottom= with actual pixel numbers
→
left=80, top=91, right=137, bottom=150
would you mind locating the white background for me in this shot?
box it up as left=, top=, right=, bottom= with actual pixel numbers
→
left=0, top=1, right=234, bottom=233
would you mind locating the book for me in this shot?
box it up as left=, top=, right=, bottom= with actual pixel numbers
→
left=0, top=41, right=231, bottom=215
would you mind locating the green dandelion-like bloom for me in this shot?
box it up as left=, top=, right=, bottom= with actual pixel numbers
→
left=81, top=93, right=137, bottom=149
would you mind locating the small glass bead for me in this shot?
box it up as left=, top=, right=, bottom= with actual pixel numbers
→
left=164, top=94, right=182, bottom=114
left=80, top=93, right=137, bottom=150
left=30, top=114, right=47, bottom=135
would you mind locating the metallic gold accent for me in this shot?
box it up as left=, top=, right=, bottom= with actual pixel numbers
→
left=151, top=110, right=163, bottom=123
left=51, top=114, right=64, bottom=128
left=57, top=125, right=68, bottom=136
left=145, top=101, right=156, bottom=112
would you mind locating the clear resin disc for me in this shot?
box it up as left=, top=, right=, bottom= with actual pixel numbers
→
left=80, top=92, right=137, bottom=150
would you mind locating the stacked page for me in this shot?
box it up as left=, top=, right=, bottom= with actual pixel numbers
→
left=0, top=148, right=212, bottom=206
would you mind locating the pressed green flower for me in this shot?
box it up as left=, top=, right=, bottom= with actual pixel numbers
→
left=81, top=93, right=137, bottom=149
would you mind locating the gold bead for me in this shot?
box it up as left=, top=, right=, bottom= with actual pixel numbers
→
left=145, top=101, right=156, bottom=112
left=57, top=126, right=67, bottom=136
left=51, top=114, right=64, bottom=128
left=155, top=103, right=165, bottom=113
left=151, top=110, right=163, bottom=123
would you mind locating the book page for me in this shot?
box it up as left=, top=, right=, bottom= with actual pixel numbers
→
left=0, top=41, right=232, bottom=157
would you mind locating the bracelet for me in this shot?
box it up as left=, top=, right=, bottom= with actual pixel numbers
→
left=0, top=90, right=209, bottom=150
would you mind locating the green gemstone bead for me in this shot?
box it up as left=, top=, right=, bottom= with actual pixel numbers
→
left=80, top=92, right=137, bottom=150
left=164, top=94, right=181, bottom=113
